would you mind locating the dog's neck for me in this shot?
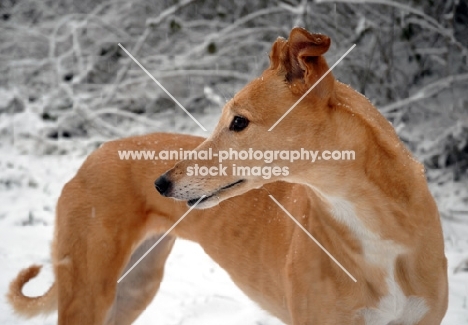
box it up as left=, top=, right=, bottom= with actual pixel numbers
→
left=288, top=81, right=436, bottom=243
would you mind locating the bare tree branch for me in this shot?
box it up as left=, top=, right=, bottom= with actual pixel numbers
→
left=381, top=73, right=468, bottom=113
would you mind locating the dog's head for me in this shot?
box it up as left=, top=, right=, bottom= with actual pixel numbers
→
left=156, top=28, right=348, bottom=208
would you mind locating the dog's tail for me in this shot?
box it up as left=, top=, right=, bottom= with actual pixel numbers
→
left=7, top=265, right=57, bottom=317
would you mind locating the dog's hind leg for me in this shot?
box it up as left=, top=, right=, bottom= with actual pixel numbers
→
left=54, top=213, right=137, bottom=325
left=54, top=183, right=158, bottom=324
left=104, top=234, right=176, bottom=325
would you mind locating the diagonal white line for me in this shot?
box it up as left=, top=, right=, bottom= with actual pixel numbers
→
left=117, top=196, right=206, bottom=283
left=118, top=43, right=207, bottom=132
left=268, top=44, right=356, bottom=131
left=269, top=195, right=357, bottom=282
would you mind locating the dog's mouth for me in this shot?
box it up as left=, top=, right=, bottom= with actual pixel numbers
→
left=187, top=179, right=245, bottom=207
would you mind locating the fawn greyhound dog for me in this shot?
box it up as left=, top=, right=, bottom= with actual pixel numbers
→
left=7, top=27, right=447, bottom=324
left=155, top=27, right=448, bottom=324
left=7, top=132, right=323, bottom=324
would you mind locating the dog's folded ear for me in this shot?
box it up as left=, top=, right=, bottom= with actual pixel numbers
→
left=288, top=28, right=330, bottom=78
left=269, top=27, right=333, bottom=97
left=288, top=28, right=330, bottom=57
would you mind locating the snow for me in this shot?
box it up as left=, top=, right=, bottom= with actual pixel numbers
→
left=0, top=145, right=467, bottom=324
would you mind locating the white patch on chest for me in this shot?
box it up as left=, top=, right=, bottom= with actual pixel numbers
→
left=361, top=276, right=429, bottom=325
left=322, top=195, right=428, bottom=325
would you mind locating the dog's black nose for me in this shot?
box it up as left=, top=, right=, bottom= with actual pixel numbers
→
left=155, top=174, right=172, bottom=196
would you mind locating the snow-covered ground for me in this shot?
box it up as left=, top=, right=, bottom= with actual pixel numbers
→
left=0, top=140, right=467, bottom=324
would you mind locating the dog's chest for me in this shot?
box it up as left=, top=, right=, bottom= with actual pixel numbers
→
left=360, top=276, right=428, bottom=325
left=326, top=196, right=428, bottom=325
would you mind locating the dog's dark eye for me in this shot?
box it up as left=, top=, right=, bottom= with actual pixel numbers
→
left=229, top=116, right=249, bottom=132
